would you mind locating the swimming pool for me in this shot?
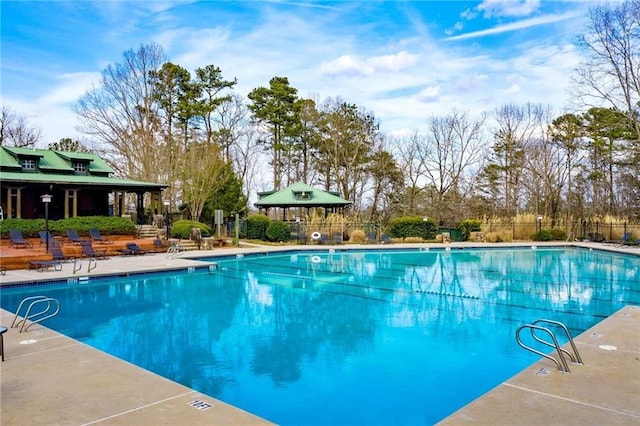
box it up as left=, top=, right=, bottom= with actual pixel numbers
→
left=1, top=247, right=638, bottom=424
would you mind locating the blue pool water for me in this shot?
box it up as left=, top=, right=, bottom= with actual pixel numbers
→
left=1, top=247, right=639, bottom=424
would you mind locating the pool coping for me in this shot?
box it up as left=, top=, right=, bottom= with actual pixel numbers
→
left=1, top=241, right=639, bottom=424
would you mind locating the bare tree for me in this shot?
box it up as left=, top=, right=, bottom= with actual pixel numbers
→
left=392, top=132, right=429, bottom=215
left=421, top=109, right=486, bottom=223
left=0, top=106, right=41, bottom=147
left=485, top=103, right=547, bottom=216
left=573, top=0, right=640, bottom=137
left=74, top=43, right=167, bottom=181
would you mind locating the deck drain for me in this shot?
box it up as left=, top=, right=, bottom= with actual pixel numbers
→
left=535, top=367, right=551, bottom=376
left=598, top=344, right=618, bottom=351
left=189, top=399, right=212, bottom=411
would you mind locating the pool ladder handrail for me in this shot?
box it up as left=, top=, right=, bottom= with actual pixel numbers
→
left=10, top=296, right=61, bottom=333
left=516, top=319, right=583, bottom=373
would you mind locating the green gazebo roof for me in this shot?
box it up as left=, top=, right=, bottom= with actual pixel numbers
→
left=255, top=182, right=351, bottom=209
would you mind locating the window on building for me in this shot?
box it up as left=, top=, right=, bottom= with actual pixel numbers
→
left=73, top=162, right=87, bottom=174
left=21, top=158, right=36, bottom=170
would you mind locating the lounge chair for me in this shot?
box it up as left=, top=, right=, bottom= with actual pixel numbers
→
left=66, top=229, right=89, bottom=245
left=381, top=234, right=392, bottom=244
left=320, top=234, right=330, bottom=245
left=80, top=240, right=108, bottom=259
left=366, top=232, right=378, bottom=244
left=28, top=259, right=62, bottom=272
left=50, top=241, right=73, bottom=262
left=28, top=241, right=70, bottom=272
left=332, top=232, right=343, bottom=244
left=117, top=242, right=148, bottom=255
left=89, top=228, right=112, bottom=244
left=9, top=229, right=32, bottom=248
left=39, top=230, right=55, bottom=246
left=152, top=239, right=167, bottom=253
left=604, top=232, right=632, bottom=245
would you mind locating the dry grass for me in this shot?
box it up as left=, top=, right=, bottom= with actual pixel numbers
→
left=481, top=214, right=640, bottom=241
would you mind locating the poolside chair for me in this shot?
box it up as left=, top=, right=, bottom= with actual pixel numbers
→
left=66, top=229, right=89, bottom=245
left=381, top=234, right=392, bottom=244
left=319, top=234, right=330, bottom=245
left=117, top=242, right=148, bottom=256
left=50, top=241, right=73, bottom=262
left=9, top=229, right=32, bottom=248
left=604, top=232, right=632, bottom=245
left=80, top=240, right=108, bottom=259
left=28, top=259, right=62, bottom=272
left=89, top=228, right=112, bottom=244
left=332, top=232, right=344, bottom=244
left=39, top=230, right=55, bottom=246
left=366, top=232, right=378, bottom=244
left=152, top=238, right=168, bottom=253
left=28, top=241, right=69, bottom=272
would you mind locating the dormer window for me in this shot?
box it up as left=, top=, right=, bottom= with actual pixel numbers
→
left=295, top=190, right=311, bottom=200
left=73, top=161, right=88, bottom=174
left=21, top=158, right=36, bottom=170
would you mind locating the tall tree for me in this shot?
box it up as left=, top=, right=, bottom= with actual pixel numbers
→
left=483, top=103, right=546, bottom=216
left=421, top=109, right=486, bottom=223
left=315, top=98, right=379, bottom=210
left=74, top=43, right=166, bottom=181
left=48, top=137, right=90, bottom=152
left=549, top=113, right=585, bottom=222
left=247, top=76, right=301, bottom=189
left=574, top=0, right=640, bottom=138
left=194, top=65, right=237, bottom=145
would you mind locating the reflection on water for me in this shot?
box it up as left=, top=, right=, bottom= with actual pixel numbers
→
left=1, top=248, right=638, bottom=425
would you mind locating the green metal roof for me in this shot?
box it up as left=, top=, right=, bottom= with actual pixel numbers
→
left=255, top=182, right=351, bottom=208
left=0, top=147, right=165, bottom=191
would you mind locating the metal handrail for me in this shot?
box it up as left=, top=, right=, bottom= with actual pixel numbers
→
left=516, top=324, right=571, bottom=372
left=11, top=296, right=60, bottom=333
left=531, top=319, right=583, bottom=365
left=11, top=296, right=48, bottom=328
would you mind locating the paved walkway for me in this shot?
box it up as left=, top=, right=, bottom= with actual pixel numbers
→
left=1, top=242, right=638, bottom=425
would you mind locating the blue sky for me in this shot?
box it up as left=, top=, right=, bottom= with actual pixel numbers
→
left=1, top=0, right=591, bottom=145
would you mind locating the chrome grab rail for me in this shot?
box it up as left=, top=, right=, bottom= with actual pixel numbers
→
left=516, top=324, right=570, bottom=372
left=530, top=319, right=583, bottom=365
left=11, top=296, right=60, bottom=333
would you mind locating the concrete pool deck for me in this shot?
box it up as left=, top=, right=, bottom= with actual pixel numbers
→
left=1, top=242, right=639, bottom=424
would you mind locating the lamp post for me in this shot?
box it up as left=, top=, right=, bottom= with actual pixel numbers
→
left=537, top=215, right=543, bottom=233
left=41, top=194, right=52, bottom=253
left=164, top=201, right=170, bottom=240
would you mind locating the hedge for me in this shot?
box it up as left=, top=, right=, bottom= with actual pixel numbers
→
left=0, top=216, right=137, bottom=238
left=387, top=216, right=437, bottom=240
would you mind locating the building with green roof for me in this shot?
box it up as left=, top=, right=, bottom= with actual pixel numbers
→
left=0, top=146, right=166, bottom=222
left=255, top=182, right=351, bottom=220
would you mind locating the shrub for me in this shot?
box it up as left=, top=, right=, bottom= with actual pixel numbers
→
left=549, top=228, right=567, bottom=241
left=532, top=230, right=554, bottom=241
left=458, top=219, right=482, bottom=241
left=265, top=220, right=290, bottom=242
left=485, top=231, right=512, bottom=243
left=350, top=229, right=367, bottom=243
left=403, top=236, right=423, bottom=243
left=171, top=220, right=211, bottom=239
left=246, top=214, right=270, bottom=240
left=387, top=216, right=437, bottom=239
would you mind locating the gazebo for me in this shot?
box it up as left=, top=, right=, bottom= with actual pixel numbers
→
left=254, top=182, right=351, bottom=220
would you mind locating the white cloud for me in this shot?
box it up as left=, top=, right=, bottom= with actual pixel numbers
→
left=417, top=86, right=440, bottom=102
left=444, top=11, right=580, bottom=41
left=477, top=0, right=541, bottom=18
left=320, top=51, right=420, bottom=77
